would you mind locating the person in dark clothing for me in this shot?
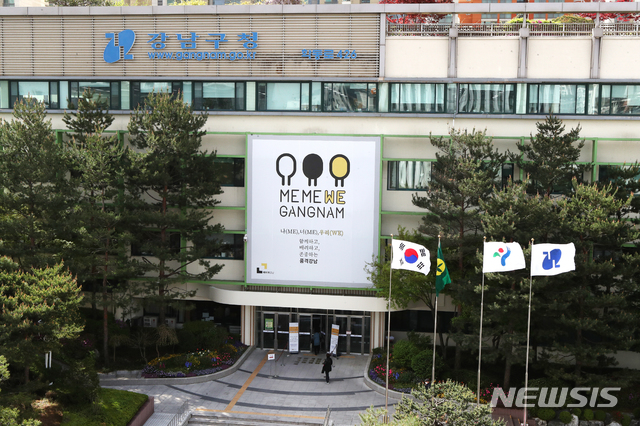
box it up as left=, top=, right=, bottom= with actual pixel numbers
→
left=313, top=331, right=321, bottom=355
left=321, top=352, right=333, bottom=383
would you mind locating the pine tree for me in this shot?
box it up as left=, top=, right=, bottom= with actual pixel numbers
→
left=0, top=257, right=83, bottom=384
left=413, top=128, right=507, bottom=369
left=0, top=99, right=74, bottom=270
left=127, top=92, right=224, bottom=324
left=513, top=115, right=591, bottom=197
left=544, top=181, right=640, bottom=385
left=63, top=87, right=141, bottom=365
left=479, top=176, right=557, bottom=388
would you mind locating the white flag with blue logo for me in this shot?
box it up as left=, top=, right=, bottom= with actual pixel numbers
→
left=530, top=243, right=576, bottom=276
left=391, top=239, right=431, bottom=276
left=483, top=242, right=526, bottom=273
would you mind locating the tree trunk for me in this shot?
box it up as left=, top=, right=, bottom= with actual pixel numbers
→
left=503, top=355, right=512, bottom=390
left=102, top=249, right=109, bottom=366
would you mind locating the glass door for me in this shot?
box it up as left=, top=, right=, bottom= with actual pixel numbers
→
left=276, top=313, right=290, bottom=351
left=334, top=316, right=348, bottom=354
left=350, top=317, right=363, bottom=355
left=263, top=313, right=275, bottom=349
left=299, top=314, right=312, bottom=352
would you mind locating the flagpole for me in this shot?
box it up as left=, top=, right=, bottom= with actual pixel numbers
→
left=477, top=238, right=486, bottom=407
left=385, top=234, right=393, bottom=423
left=523, top=238, right=534, bottom=425
left=431, top=236, right=441, bottom=385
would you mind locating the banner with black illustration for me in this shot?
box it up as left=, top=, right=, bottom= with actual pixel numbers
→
left=247, top=135, right=380, bottom=288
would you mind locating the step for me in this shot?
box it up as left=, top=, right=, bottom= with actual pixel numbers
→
left=187, top=412, right=325, bottom=426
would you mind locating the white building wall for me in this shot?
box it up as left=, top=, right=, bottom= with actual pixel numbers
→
left=385, top=38, right=449, bottom=78
left=457, top=38, right=519, bottom=79
left=527, top=38, right=592, bottom=79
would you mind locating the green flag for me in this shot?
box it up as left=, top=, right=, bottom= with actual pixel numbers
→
left=435, top=243, right=451, bottom=297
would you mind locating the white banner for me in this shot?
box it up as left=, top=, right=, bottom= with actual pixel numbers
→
left=289, top=322, right=299, bottom=354
left=247, top=135, right=380, bottom=287
left=329, top=324, right=340, bottom=355
left=531, top=243, right=576, bottom=276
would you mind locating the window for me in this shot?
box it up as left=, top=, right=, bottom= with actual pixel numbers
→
left=600, top=85, right=640, bottom=115
left=598, top=165, right=640, bottom=186
left=131, top=232, right=181, bottom=256
left=390, top=83, right=446, bottom=113
left=388, top=161, right=432, bottom=190
left=528, top=84, right=587, bottom=114
left=10, top=81, right=59, bottom=109
left=69, top=81, right=120, bottom=110
left=214, top=157, right=244, bottom=187
left=323, top=83, right=377, bottom=112
left=459, top=84, right=516, bottom=114
left=257, top=82, right=310, bottom=111
left=130, top=82, right=181, bottom=108
left=202, top=234, right=244, bottom=260
left=193, top=82, right=245, bottom=111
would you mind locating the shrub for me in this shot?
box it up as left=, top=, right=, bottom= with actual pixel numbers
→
left=410, top=349, right=444, bottom=381
left=622, top=414, right=632, bottom=426
left=406, top=331, right=432, bottom=351
left=536, top=408, right=556, bottom=421
left=177, top=321, right=226, bottom=352
left=582, top=408, right=594, bottom=421
left=391, top=340, right=419, bottom=370
left=594, top=409, right=606, bottom=421
left=570, top=408, right=581, bottom=418
left=55, top=356, right=100, bottom=406
left=633, top=407, right=640, bottom=420
left=558, top=411, right=572, bottom=424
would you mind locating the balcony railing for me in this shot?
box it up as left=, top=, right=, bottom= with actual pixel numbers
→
left=386, top=21, right=640, bottom=37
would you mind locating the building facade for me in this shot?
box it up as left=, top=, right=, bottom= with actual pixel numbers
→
left=2, top=2, right=640, bottom=356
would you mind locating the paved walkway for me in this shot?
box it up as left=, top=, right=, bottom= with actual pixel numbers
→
left=103, top=349, right=399, bottom=426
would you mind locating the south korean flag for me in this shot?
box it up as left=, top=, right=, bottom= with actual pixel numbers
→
left=391, top=239, right=431, bottom=276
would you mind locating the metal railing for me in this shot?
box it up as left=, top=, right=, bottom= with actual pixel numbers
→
left=386, top=21, right=640, bottom=37
left=387, top=23, right=450, bottom=37
left=167, top=402, right=191, bottom=426
left=457, top=23, right=522, bottom=37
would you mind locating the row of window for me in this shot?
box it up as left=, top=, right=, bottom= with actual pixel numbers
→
left=213, top=158, right=629, bottom=191
left=3, top=80, right=640, bottom=116
left=131, top=231, right=245, bottom=260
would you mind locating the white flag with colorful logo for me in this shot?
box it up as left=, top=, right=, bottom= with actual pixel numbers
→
left=530, top=243, right=576, bottom=276
left=483, top=242, right=526, bottom=273
left=391, top=239, right=430, bottom=275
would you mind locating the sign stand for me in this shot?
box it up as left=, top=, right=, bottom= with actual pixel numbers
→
left=268, top=352, right=277, bottom=378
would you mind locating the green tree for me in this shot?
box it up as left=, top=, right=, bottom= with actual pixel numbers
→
left=127, top=92, right=224, bottom=324
left=0, top=356, right=41, bottom=426
left=478, top=177, right=557, bottom=388
left=412, top=128, right=507, bottom=369
left=512, top=115, right=591, bottom=197
left=0, top=257, right=83, bottom=384
left=63, top=87, right=141, bottom=365
left=0, top=99, right=74, bottom=270
left=359, top=380, right=505, bottom=426
left=543, top=181, right=640, bottom=385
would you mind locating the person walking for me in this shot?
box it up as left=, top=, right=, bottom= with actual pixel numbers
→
left=321, top=353, right=333, bottom=384
left=313, top=331, right=321, bottom=355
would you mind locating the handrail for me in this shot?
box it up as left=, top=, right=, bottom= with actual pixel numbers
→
left=167, top=401, right=191, bottom=426
left=323, top=405, right=332, bottom=426
left=387, top=21, right=640, bottom=37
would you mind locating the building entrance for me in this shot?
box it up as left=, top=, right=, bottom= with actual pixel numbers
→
left=256, top=308, right=371, bottom=355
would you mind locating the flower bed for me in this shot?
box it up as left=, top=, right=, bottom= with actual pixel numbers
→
left=141, top=337, right=247, bottom=378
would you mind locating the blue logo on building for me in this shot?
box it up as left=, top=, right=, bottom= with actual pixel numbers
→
left=104, top=30, right=136, bottom=63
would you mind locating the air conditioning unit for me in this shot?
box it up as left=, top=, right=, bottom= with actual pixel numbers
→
left=143, top=316, right=158, bottom=328
left=165, top=318, right=176, bottom=329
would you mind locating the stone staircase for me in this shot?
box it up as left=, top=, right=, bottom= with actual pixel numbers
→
left=492, top=407, right=537, bottom=426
